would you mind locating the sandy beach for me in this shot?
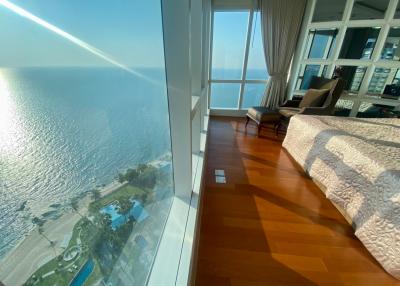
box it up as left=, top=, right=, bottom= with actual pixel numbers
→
left=0, top=181, right=126, bottom=286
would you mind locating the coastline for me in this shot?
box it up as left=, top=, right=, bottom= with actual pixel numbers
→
left=0, top=180, right=126, bottom=286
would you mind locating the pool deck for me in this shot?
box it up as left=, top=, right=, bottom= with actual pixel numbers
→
left=0, top=181, right=125, bottom=285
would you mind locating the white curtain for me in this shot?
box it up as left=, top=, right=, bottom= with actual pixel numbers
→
left=260, top=0, right=306, bottom=108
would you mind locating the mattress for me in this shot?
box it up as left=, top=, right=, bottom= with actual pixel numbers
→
left=282, top=115, right=400, bottom=279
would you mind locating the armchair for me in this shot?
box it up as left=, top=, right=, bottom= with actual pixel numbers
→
left=279, top=76, right=346, bottom=118
left=245, top=76, right=345, bottom=136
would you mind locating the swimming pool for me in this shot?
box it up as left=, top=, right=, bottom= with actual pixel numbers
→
left=69, top=258, right=94, bottom=286
left=100, top=203, right=126, bottom=230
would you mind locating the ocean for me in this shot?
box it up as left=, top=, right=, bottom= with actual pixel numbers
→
left=210, top=68, right=269, bottom=109
left=0, top=67, right=172, bottom=259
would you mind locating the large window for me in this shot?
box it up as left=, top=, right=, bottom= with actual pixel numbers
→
left=291, top=0, right=400, bottom=117
left=339, top=27, right=381, bottom=60
left=382, top=27, right=400, bottom=60
left=296, top=64, right=329, bottom=90
left=305, top=29, right=338, bottom=59
left=0, top=1, right=173, bottom=286
left=246, top=13, right=269, bottom=80
left=211, top=11, right=248, bottom=80
left=209, top=10, right=268, bottom=110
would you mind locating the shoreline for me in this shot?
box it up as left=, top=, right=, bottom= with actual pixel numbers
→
left=0, top=179, right=126, bottom=286
left=0, top=154, right=170, bottom=285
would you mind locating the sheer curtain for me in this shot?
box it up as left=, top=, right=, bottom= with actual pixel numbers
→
left=260, top=0, right=306, bottom=108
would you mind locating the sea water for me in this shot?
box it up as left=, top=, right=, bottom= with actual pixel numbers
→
left=0, top=67, right=172, bottom=259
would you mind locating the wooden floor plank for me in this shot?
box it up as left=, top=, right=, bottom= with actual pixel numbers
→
left=195, top=117, right=399, bottom=286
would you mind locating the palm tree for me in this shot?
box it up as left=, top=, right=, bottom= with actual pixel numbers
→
left=33, top=216, right=57, bottom=256
left=37, top=226, right=52, bottom=245
left=118, top=198, right=133, bottom=220
left=38, top=226, right=57, bottom=256
left=70, top=198, right=83, bottom=217
left=137, top=164, right=147, bottom=174
left=90, top=189, right=101, bottom=201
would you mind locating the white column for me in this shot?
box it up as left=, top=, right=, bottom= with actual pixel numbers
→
left=162, top=0, right=192, bottom=199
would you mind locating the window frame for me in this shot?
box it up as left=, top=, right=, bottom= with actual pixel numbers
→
left=289, top=0, right=400, bottom=116
left=306, top=28, right=338, bottom=60
left=0, top=0, right=211, bottom=285
left=148, top=0, right=211, bottom=285
left=208, top=8, right=269, bottom=111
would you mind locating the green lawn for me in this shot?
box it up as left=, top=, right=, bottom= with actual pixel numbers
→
left=24, top=220, right=87, bottom=286
left=24, top=183, right=149, bottom=286
left=67, top=222, right=82, bottom=248
left=24, top=251, right=88, bottom=286
left=89, top=184, right=147, bottom=212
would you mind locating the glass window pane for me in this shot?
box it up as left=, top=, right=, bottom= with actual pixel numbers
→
left=211, top=12, right=249, bottom=80
left=246, top=12, right=268, bottom=80
left=296, top=65, right=329, bottom=90
left=339, top=27, right=380, bottom=59
left=322, top=65, right=330, bottom=77
left=381, top=27, right=400, bottom=61
left=210, top=83, right=240, bottom=109
left=191, top=109, right=201, bottom=186
left=339, top=65, right=367, bottom=92
left=368, top=67, right=400, bottom=97
left=306, top=29, right=338, bottom=59
left=351, top=0, right=390, bottom=20
left=312, top=0, right=347, bottom=22
left=300, top=65, right=320, bottom=90
left=0, top=1, right=173, bottom=285
left=241, top=83, right=266, bottom=109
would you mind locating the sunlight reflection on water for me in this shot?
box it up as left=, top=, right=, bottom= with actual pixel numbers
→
left=0, top=70, right=27, bottom=156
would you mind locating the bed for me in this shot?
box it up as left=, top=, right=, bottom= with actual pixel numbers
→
left=282, top=115, right=400, bottom=279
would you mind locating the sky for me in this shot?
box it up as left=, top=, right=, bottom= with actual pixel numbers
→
left=212, top=11, right=267, bottom=71
left=0, top=1, right=267, bottom=72
left=0, top=0, right=165, bottom=68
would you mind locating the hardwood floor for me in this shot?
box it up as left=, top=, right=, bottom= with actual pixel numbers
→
left=195, top=117, right=399, bottom=286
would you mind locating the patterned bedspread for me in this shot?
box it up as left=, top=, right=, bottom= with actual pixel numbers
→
left=282, top=115, right=400, bottom=279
